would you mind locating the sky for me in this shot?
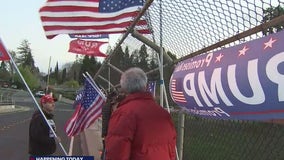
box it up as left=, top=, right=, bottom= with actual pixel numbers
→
left=0, top=1, right=119, bottom=74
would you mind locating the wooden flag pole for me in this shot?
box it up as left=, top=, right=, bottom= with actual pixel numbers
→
left=68, top=136, right=74, bottom=156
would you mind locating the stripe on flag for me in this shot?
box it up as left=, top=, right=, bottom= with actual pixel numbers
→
left=39, top=0, right=150, bottom=39
left=171, top=79, right=187, bottom=103
left=65, top=77, right=105, bottom=136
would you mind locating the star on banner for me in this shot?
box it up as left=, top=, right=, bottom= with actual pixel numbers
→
left=264, top=37, right=277, bottom=50
left=215, top=53, right=224, bottom=62
left=238, top=45, right=249, bottom=57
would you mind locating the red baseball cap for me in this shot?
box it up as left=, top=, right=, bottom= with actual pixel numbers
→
left=40, top=94, right=56, bottom=105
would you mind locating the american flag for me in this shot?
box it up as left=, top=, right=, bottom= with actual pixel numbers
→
left=0, top=38, right=10, bottom=61
left=65, top=77, right=105, bottom=136
left=72, top=88, right=84, bottom=108
left=171, top=79, right=187, bottom=103
left=147, top=81, right=156, bottom=97
left=39, top=0, right=150, bottom=39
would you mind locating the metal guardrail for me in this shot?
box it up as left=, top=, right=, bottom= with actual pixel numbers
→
left=0, top=87, right=16, bottom=106
left=0, top=101, right=15, bottom=105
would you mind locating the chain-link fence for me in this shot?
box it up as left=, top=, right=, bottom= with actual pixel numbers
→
left=94, top=0, right=284, bottom=159
left=170, top=112, right=284, bottom=160
left=122, top=0, right=284, bottom=59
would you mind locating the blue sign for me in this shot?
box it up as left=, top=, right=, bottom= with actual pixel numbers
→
left=170, top=30, right=284, bottom=120
left=69, top=34, right=109, bottom=39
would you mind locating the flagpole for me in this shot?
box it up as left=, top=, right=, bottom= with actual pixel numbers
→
left=46, top=56, right=51, bottom=94
left=84, top=72, right=106, bottom=100
left=68, top=136, right=74, bottom=156
left=0, top=38, right=68, bottom=156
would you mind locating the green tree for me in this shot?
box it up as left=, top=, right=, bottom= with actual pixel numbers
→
left=63, top=80, right=80, bottom=88
left=14, top=66, right=40, bottom=90
left=66, top=60, right=81, bottom=82
left=109, top=46, right=125, bottom=85
left=74, top=70, right=77, bottom=81
left=148, top=52, right=159, bottom=81
left=7, top=50, right=17, bottom=83
left=121, top=46, right=131, bottom=70
left=89, top=56, right=101, bottom=76
left=138, top=44, right=149, bottom=71
left=130, top=49, right=139, bottom=67
left=61, top=68, right=67, bottom=84
left=78, top=55, right=102, bottom=84
left=54, top=61, right=59, bottom=82
left=262, top=5, right=284, bottom=35
left=149, top=53, right=159, bottom=70
left=79, top=56, right=91, bottom=83
left=0, top=61, right=10, bottom=81
left=17, top=40, right=36, bottom=71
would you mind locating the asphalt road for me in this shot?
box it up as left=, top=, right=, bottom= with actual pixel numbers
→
left=0, top=90, right=82, bottom=160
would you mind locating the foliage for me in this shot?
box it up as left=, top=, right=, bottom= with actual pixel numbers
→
left=121, top=46, right=132, bottom=70
left=54, top=61, right=59, bottom=82
left=137, top=44, right=149, bottom=71
left=174, top=114, right=284, bottom=160
left=262, top=5, right=284, bottom=35
left=1, top=40, right=42, bottom=89
left=14, top=66, right=40, bottom=90
left=17, top=40, right=37, bottom=71
left=63, top=80, right=80, bottom=88
left=0, top=61, right=10, bottom=81
left=3, top=37, right=173, bottom=105
left=61, top=68, right=67, bottom=84
left=109, top=46, right=125, bottom=86
left=79, top=55, right=102, bottom=84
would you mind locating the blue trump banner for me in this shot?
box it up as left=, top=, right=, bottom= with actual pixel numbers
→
left=170, top=30, right=284, bottom=120
left=30, top=156, right=94, bottom=160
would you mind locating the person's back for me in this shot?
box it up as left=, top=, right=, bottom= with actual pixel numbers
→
left=105, top=67, right=177, bottom=160
left=111, top=92, right=176, bottom=160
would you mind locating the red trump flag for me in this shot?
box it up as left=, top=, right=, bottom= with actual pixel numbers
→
left=39, top=0, right=150, bottom=39
left=68, top=39, right=108, bottom=57
left=0, top=39, right=10, bottom=61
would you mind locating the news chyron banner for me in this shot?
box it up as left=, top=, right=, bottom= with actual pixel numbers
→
left=30, top=156, right=94, bottom=160
left=170, top=30, right=284, bottom=121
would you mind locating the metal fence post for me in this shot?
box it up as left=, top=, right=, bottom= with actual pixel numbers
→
left=177, top=111, right=185, bottom=160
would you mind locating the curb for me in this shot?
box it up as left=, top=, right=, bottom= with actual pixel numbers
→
left=0, top=105, right=31, bottom=114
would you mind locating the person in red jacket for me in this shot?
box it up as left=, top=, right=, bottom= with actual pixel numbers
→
left=105, top=67, right=177, bottom=160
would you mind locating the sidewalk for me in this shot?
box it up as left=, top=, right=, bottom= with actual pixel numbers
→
left=0, top=96, right=73, bottom=114
left=59, top=97, right=74, bottom=104
left=80, top=118, right=103, bottom=158
left=0, top=105, right=30, bottom=114
left=58, top=96, right=103, bottom=157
